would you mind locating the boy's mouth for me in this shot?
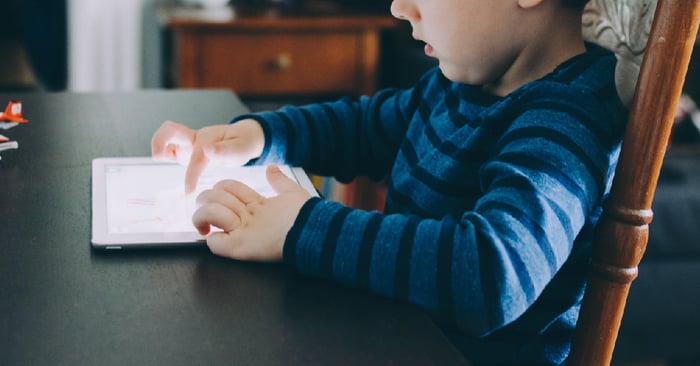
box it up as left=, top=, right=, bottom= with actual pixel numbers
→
left=424, top=43, right=434, bottom=57
left=411, top=33, right=434, bottom=57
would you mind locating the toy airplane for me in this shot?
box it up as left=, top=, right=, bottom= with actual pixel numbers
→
left=0, top=100, right=28, bottom=123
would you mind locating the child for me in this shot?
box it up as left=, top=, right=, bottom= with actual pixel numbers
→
left=151, top=0, right=627, bottom=364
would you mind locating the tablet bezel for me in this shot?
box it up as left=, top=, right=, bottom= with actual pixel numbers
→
left=91, top=157, right=319, bottom=250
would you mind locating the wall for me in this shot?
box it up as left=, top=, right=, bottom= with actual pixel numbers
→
left=68, top=0, right=163, bottom=91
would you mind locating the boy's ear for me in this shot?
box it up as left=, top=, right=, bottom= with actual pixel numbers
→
left=517, top=0, right=544, bottom=8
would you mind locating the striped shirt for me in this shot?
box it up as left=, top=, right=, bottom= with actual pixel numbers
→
left=237, top=43, right=627, bottom=365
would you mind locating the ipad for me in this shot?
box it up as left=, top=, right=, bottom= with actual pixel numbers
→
left=91, top=157, right=318, bottom=249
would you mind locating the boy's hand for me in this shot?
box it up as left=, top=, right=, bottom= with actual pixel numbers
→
left=192, top=165, right=312, bottom=262
left=151, top=119, right=265, bottom=193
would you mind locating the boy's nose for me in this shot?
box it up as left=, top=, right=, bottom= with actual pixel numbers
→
left=390, top=0, right=420, bottom=22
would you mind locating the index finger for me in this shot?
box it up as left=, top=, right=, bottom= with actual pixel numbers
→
left=215, top=180, right=265, bottom=205
left=151, top=121, right=195, bottom=160
left=185, top=147, right=208, bottom=194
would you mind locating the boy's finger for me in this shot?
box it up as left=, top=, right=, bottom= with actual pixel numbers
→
left=205, top=232, right=229, bottom=257
left=151, top=121, right=193, bottom=159
left=206, top=231, right=245, bottom=259
left=185, top=148, right=208, bottom=194
left=196, top=187, right=248, bottom=216
left=266, top=164, right=301, bottom=194
left=192, top=203, right=241, bottom=234
left=216, top=180, right=264, bottom=205
left=151, top=127, right=171, bottom=159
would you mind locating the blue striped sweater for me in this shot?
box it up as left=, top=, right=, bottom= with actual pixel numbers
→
left=235, top=43, right=627, bottom=365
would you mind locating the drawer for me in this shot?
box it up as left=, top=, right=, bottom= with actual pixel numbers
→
left=192, top=32, right=362, bottom=96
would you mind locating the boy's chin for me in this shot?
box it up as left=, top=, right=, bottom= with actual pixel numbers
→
left=438, top=65, right=471, bottom=84
left=439, top=64, right=497, bottom=90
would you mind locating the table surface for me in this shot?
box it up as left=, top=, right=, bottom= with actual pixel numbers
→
left=0, top=90, right=468, bottom=366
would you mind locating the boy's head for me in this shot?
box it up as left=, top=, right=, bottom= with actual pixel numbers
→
left=391, top=0, right=590, bottom=96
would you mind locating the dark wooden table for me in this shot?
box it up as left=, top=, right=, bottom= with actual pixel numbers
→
left=0, top=90, right=468, bottom=366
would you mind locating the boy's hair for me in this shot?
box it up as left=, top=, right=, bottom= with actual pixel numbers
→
left=562, top=0, right=590, bottom=9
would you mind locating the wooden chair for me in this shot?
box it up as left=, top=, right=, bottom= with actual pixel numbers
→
left=569, top=0, right=700, bottom=365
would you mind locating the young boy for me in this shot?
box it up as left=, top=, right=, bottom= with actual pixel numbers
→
left=151, top=0, right=627, bottom=364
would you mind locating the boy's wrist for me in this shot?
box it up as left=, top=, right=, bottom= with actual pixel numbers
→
left=282, top=196, right=323, bottom=268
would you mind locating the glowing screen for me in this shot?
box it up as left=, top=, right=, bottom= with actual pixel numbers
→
left=103, top=163, right=292, bottom=234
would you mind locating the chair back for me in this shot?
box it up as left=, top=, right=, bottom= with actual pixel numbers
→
left=569, top=0, right=700, bottom=365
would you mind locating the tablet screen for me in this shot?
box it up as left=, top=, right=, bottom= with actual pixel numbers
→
left=105, top=163, right=280, bottom=234
left=92, top=157, right=318, bottom=248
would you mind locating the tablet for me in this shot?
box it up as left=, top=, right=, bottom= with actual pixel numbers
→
left=91, top=157, right=319, bottom=249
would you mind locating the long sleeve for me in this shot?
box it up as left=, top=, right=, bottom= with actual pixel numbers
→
left=233, top=81, right=424, bottom=183
left=283, top=84, right=624, bottom=333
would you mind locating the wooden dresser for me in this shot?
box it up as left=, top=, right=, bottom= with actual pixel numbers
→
left=158, top=3, right=396, bottom=98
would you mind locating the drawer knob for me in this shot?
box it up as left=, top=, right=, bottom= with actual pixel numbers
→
left=273, top=53, right=293, bottom=70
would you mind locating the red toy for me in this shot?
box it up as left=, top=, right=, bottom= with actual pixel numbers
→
left=0, top=100, right=28, bottom=123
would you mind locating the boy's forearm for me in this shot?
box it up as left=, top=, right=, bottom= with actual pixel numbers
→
left=237, top=90, right=411, bottom=181
left=282, top=195, right=575, bottom=338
